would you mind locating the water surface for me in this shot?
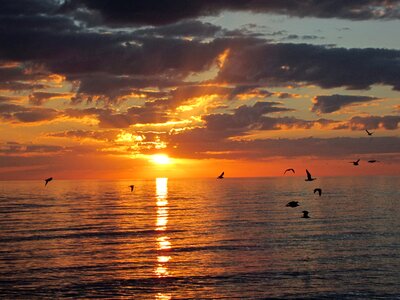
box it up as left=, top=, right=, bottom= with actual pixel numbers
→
left=0, top=177, right=399, bottom=299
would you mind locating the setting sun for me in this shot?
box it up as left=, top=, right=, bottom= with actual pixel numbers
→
left=151, top=154, right=171, bottom=165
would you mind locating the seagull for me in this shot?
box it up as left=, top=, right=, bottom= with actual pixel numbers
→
left=365, top=129, right=373, bottom=136
left=286, top=201, right=299, bottom=207
left=350, top=159, right=360, bottom=166
left=129, top=185, right=135, bottom=192
left=44, top=177, right=53, bottom=187
left=217, top=171, right=224, bottom=179
left=302, top=211, right=310, bottom=218
left=305, top=169, right=316, bottom=181
left=368, top=160, right=379, bottom=163
left=284, top=168, right=295, bottom=174
left=314, top=188, right=322, bottom=196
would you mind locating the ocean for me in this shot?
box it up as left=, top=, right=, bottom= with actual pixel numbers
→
left=0, top=177, right=399, bottom=299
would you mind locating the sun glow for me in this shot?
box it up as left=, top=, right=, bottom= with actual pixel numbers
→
left=151, top=154, right=171, bottom=164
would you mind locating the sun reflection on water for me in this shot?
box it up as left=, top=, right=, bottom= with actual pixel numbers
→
left=154, top=178, right=171, bottom=279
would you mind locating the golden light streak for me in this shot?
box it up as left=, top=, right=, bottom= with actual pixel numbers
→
left=155, top=293, right=172, bottom=300
left=155, top=178, right=172, bottom=278
left=217, top=48, right=230, bottom=69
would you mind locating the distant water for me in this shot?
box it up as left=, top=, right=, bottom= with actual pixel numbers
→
left=1, top=177, right=400, bottom=299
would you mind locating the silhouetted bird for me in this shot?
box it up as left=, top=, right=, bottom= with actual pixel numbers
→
left=365, top=129, right=373, bottom=136
left=217, top=171, right=224, bottom=179
left=286, top=201, right=299, bottom=207
left=129, top=185, right=135, bottom=192
left=44, top=177, right=53, bottom=186
left=305, top=169, right=316, bottom=181
left=314, top=188, right=322, bottom=196
left=368, top=160, right=379, bottom=163
left=284, top=168, right=295, bottom=174
left=302, top=211, right=310, bottom=218
left=350, top=159, right=360, bottom=166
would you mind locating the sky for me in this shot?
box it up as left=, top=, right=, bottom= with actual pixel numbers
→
left=0, top=0, right=399, bottom=180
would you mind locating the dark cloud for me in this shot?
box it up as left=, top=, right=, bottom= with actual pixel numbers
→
left=0, top=0, right=58, bottom=16
left=217, top=42, right=400, bottom=91
left=169, top=127, right=400, bottom=159
left=29, top=92, right=71, bottom=105
left=47, top=129, right=120, bottom=141
left=65, top=100, right=173, bottom=128
left=312, top=94, right=379, bottom=114
left=0, top=103, right=60, bottom=123
left=0, top=141, right=64, bottom=155
left=63, top=0, right=400, bottom=26
left=134, top=20, right=224, bottom=38
left=204, top=101, right=293, bottom=132
left=344, top=115, right=400, bottom=130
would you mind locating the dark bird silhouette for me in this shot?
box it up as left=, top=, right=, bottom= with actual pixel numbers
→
left=368, top=160, right=379, bottom=163
left=217, top=171, right=224, bottom=179
left=302, top=211, right=310, bottom=218
left=129, top=185, right=135, bottom=192
left=284, top=168, right=295, bottom=174
left=286, top=201, right=299, bottom=207
left=350, top=159, right=360, bottom=166
left=365, top=129, right=373, bottom=136
left=305, top=169, right=316, bottom=181
left=314, top=188, right=322, bottom=196
left=44, top=177, right=53, bottom=186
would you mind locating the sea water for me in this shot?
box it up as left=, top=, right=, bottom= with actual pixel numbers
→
left=0, top=177, right=399, bottom=299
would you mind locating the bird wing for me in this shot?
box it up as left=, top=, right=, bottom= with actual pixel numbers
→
left=306, top=169, right=311, bottom=179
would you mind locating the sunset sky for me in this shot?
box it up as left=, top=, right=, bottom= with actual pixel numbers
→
left=0, top=0, right=399, bottom=179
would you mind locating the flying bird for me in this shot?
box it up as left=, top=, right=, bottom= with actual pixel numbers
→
left=286, top=201, right=299, bottom=207
left=314, top=188, right=322, bottom=196
left=284, top=168, right=295, bottom=174
left=368, top=160, right=379, bottom=163
left=350, top=159, right=360, bottom=166
left=44, top=177, right=53, bottom=187
left=365, top=129, right=373, bottom=136
left=217, top=171, right=224, bottom=179
left=305, top=169, right=316, bottom=181
left=129, top=185, right=135, bottom=192
left=302, top=211, right=310, bottom=218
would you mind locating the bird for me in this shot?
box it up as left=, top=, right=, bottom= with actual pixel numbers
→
left=129, top=185, right=135, bottom=192
left=305, top=169, right=316, bottom=181
left=302, top=211, right=310, bottom=218
left=44, top=177, right=53, bottom=187
left=314, top=188, right=322, bottom=196
left=284, top=168, right=295, bottom=174
left=217, top=171, right=224, bottom=179
left=286, top=201, right=299, bottom=207
left=350, top=159, right=360, bottom=166
left=365, top=129, right=373, bottom=136
left=368, top=160, right=379, bottom=163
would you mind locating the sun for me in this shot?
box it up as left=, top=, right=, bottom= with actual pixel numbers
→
left=151, top=154, right=171, bottom=165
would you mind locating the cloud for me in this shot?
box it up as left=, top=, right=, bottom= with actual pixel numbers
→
left=344, top=115, right=400, bottom=130
left=217, top=42, right=400, bottom=91
left=65, top=100, right=173, bottom=128
left=168, top=128, right=400, bottom=159
left=29, top=92, right=71, bottom=105
left=311, top=94, right=380, bottom=114
left=203, top=101, right=293, bottom=132
left=47, top=129, right=119, bottom=142
left=62, top=0, right=400, bottom=26
left=0, top=103, right=60, bottom=123
left=0, top=141, right=64, bottom=155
